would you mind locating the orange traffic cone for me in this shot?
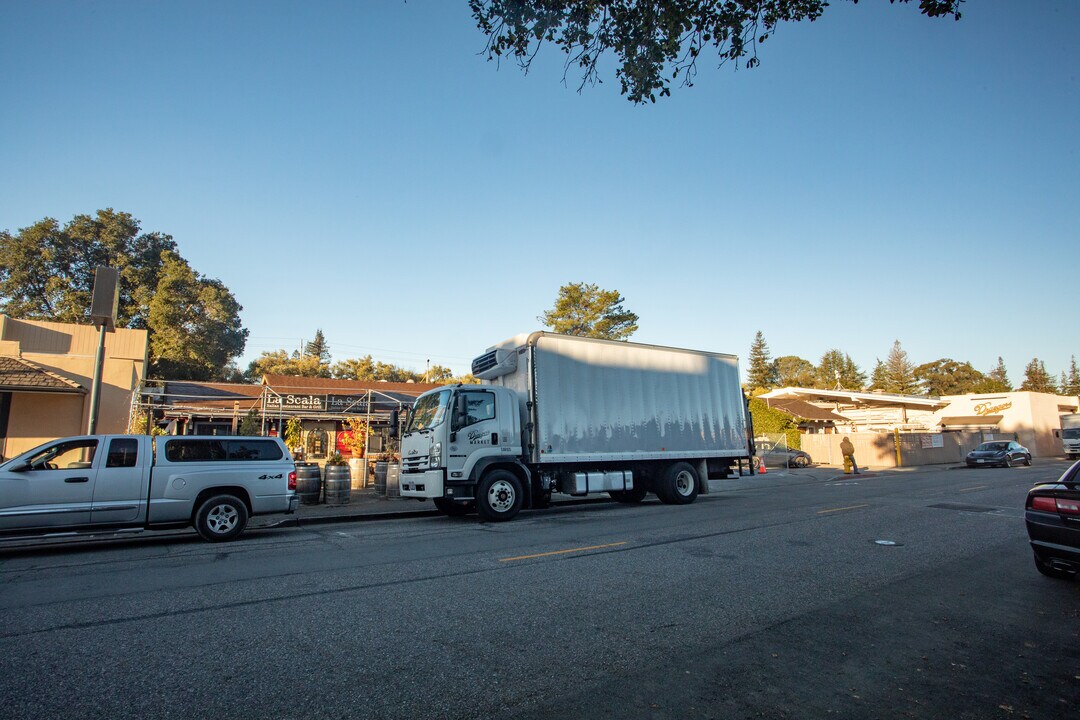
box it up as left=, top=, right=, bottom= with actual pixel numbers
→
left=758, top=458, right=767, bottom=474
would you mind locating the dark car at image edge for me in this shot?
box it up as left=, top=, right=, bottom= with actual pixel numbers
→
left=1025, top=460, right=1080, bottom=580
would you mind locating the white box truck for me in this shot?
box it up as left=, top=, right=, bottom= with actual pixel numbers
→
left=1062, top=414, right=1080, bottom=459
left=395, top=332, right=753, bottom=521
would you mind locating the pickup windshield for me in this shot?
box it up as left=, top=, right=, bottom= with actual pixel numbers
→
left=405, top=389, right=451, bottom=433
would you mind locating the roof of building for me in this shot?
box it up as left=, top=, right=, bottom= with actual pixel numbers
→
left=764, top=397, right=848, bottom=422
left=0, top=356, right=85, bottom=393
left=260, top=374, right=442, bottom=394
left=761, top=386, right=948, bottom=410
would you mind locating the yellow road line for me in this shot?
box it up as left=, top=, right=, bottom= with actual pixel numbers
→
left=817, top=504, right=869, bottom=515
left=500, top=542, right=627, bottom=562
left=958, top=486, right=987, bottom=492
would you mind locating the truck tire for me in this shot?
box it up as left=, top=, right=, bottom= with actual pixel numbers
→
left=476, top=470, right=523, bottom=522
left=609, top=484, right=648, bottom=504
left=433, top=497, right=475, bottom=517
left=194, top=494, right=249, bottom=542
left=656, top=462, right=699, bottom=505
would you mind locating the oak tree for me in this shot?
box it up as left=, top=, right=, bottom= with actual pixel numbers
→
left=471, top=0, right=963, bottom=103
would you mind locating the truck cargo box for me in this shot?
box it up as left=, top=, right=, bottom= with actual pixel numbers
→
left=480, top=333, right=748, bottom=464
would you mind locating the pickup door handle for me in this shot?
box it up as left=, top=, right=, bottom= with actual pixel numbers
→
left=64, top=477, right=90, bottom=483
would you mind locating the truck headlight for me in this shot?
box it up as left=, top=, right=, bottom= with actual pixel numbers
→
left=430, top=442, right=442, bottom=466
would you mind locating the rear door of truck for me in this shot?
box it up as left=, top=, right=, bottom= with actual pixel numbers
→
left=90, top=436, right=151, bottom=525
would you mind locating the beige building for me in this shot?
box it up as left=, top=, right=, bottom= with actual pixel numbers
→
left=0, top=315, right=148, bottom=459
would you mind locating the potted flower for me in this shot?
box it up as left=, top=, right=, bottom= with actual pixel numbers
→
left=323, top=452, right=351, bottom=505
left=340, top=417, right=369, bottom=488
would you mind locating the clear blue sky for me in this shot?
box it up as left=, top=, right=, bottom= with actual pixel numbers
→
left=2, top=1, right=1077, bottom=384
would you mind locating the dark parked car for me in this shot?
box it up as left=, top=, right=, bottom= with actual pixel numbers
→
left=1025, top=460, right=1080, bottom=580
left=965, top=441, right=1031, bottom=468
left=754, top=441, right=812, bottom=468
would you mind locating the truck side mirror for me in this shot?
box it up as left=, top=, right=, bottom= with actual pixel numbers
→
left=389, top=409, right=399, bottom=439
left=452, top=393, right=467, bottom=428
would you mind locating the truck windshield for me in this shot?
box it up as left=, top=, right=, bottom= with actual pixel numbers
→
left=1064, top=428, right=1080, bottom=440
left=405, top=389, right=451, bottom=433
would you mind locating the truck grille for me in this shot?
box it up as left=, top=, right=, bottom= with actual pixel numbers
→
left=402, top=457, right=429, bottom=474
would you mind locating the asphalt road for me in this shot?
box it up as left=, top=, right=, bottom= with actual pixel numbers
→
left=1, top=463, right=1077, bottom=720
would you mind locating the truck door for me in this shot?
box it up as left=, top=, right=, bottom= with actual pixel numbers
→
left=0, top=438, right=99, bottom=530
left=91, top=437, right=146, bottom=525
left=448, top=388, right=500, bottom=480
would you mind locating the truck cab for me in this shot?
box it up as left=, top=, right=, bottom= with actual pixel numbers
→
left=398, top=384, right=526, bottom=518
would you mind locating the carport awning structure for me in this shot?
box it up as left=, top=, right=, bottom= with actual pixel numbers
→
left=939, top=415, right=1003, bottom=429
left=0, top=356, right=85, bottom=394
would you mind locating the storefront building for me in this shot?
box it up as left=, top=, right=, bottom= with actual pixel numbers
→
left=0, top=315, right=148, bottom=459
left=141, top=374, right=441, bottom=465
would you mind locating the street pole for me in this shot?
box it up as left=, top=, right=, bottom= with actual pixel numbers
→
left=86, top=321, right=107, bottom=434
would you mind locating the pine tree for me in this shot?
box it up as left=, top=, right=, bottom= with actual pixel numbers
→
left=869, top=360, right=888, bottom=390
left=305, top=329, right=331, bottom=364
left=1019, top=358, right=1057, bottom=393
left=815, top=350, right=866, bottom=390
left=1062, top=356, right=1080, bottom=396
left=746, top=331, right=774, bottom=390
left=881, top=340, right=918, bottom=394
left=973, top=356, right=1012, bottom=393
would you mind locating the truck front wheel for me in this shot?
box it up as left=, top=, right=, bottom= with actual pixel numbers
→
left=477, top=470, right=523, bottom=522
left=657, top=462, right=699, bottom=505
left=194, top=494, right=249, bottom=542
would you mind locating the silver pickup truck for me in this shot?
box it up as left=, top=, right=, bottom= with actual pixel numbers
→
left=0, top=434, right=299, bottom=542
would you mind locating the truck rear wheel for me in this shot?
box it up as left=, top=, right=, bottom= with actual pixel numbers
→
left=194, top=494, right=249, bottom=542
left=477, top=470, right=523, bottom=522
left=433, top=497, right=475, bottom=517
left=656, top=462, right=699, bottom=505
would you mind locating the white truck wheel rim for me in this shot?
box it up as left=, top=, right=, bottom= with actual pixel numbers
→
left=674, top=470, right=695, bottom=496
left=207, top=505, right=238, bottom=533
left=487, top=480, right=515, bottom=512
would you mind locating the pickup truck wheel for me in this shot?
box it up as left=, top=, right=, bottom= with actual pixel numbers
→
left=610, top=484, right=648, bottom=504
left=433, top=497, right=475, bottom=517
left=194, top=494, right=249, bottom=542
left=658, top=462, right=699, bottom=505
left=476, top=470, right=523, bottom=522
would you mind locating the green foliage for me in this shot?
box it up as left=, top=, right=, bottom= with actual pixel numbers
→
left=325, top=452, right=346, bottom=466
left=0, top=209, right=247, bottom=380
left=814, top=349, right=866, bottom=390
left=771, top=355, right=815, bottom=388
left=914, top=358, right=986, bottom=396
left=746, top=331, right=774, bottom=391
left=871, top=340, right=918, bottom=394
left=284, top=417, right=304, bottom=450
left=539, top=282, right=638, bottom=340
left=237, top=408, right=262, bottom=436
left=470, top=0, right=963, bottom=103
left=248, top=349, right=329, bottom=380
left=1020, top=358, right=1057, bottom=393
left=748, top=396, right=800, bottom=450
left=971, top=356, right=1011, bottom=393
left=1061, top=356, right=1080, bottom=396
left=305, top=329, right=331, bottom=364
left=148, top=252, right=248, bottom=380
